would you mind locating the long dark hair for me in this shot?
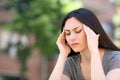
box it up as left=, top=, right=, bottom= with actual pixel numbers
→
left=61, top=8, right=120, bottom=56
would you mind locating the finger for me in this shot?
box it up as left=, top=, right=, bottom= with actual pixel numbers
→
left=83, top=24, right=89, bottom=36
left=60, top=31, right=65, bottom=39
left=86, top=27, right=97, bottom=36
left=57, top=31, right=65, bottom=43
left=83, top=24, right=97, bottom=36
left=97, top=34, right=100, bottom=39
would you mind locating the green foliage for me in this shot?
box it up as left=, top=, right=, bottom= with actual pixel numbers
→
left=113, top=8, right=120, bottom=26
left=2, top=0, right=64, bottom=57
left=60, top=0, right=83, bottom=14
left=116, top=0, right=120, bottom=3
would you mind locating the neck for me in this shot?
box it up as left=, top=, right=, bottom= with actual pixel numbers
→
left=80, top=48, right=105, bottom=64
left=80, top=49, right=91, bottom=64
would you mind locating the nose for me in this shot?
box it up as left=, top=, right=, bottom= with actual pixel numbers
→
left=69, top=33, right=76, bottom=41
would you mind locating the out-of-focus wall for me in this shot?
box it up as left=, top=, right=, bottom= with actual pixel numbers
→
left=81, top=0, right=117, bottom=40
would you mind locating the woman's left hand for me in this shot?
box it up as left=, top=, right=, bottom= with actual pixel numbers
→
left=83, top=24, right=100, bottom=52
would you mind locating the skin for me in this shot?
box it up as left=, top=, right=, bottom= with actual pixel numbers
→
left=49, top=17, right=120, bottom=80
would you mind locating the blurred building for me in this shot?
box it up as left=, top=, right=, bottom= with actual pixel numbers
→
left=0, top=0, right=21, bottom=79
left=0, top=53, right=21, bottom=80
left=26, top=48, right=41, bottom=80
left=81, top=0, right=117, bottom=40
left=0, top=0, right=12, bottom=23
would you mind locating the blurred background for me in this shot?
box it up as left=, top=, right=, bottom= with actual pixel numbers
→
left=0, top=0, right=120, bottom=80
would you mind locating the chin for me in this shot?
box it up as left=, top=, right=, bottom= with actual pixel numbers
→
left=72, top=47, right=84, bottom=52
left=72, top=49, right=81, bottom=53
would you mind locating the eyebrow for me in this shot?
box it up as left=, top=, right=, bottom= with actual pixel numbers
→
left=64, top=26, right=82, bottom=31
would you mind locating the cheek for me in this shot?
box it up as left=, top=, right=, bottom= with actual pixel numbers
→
left=82, top=34, right=88, bottom=47
left=65, top=36, right=73, bottom=46
left=82, top=32, right=86, bottom=40
left=79, top=32, right=87, bottom=44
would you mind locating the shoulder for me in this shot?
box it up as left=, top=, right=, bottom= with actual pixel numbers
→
left=106, top=50, right=120, bottom=79
left=109, top=50, right=120, bottom=63
left=66, top=54, right=80, bottom=64
left=110, top=50, right=120, bottom=55
left=64, top=54, right=80, bottom=69
left=108, top=50, right=120, bottom=65
left=105, top=49, right=120, bottom=62
left=105, top=50, right=120, bottom=60
left=102, top=50, right=120, bottom=74
left=104, top=50, right=120, bottom=73
left=63, top=54, right=80, bottom=78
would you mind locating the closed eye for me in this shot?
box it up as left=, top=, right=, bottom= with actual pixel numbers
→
left=64, top=26, right=83, bottom=35
left=75, top=29, right=82, bottom=33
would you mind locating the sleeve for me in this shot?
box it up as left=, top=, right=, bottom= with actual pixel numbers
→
left=63, top=58, right=72, bottom=79
left=108, top=53, right=120, bottom=71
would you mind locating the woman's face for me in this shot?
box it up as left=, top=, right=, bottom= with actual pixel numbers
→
left=63, top=17, right=87, bottom=52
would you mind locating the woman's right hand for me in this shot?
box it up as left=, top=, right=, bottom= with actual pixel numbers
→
left=56, top=31, right=71, bottom=57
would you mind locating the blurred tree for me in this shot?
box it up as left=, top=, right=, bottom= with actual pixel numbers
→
left=2, top=0, right=63, bottom=57
left=1, top=1, right=64, bottom=79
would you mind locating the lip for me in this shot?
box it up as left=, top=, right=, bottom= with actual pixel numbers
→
left=71, top=43, right=79, bottom=47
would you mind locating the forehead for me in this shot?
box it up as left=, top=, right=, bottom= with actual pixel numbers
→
left=64, top=17, right=83, bottom=30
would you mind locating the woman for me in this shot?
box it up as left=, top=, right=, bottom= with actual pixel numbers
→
left=49, top=8, right=120, bottom=80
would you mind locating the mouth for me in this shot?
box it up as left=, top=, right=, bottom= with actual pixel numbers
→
left=71, top=43, right=79, bottom=47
